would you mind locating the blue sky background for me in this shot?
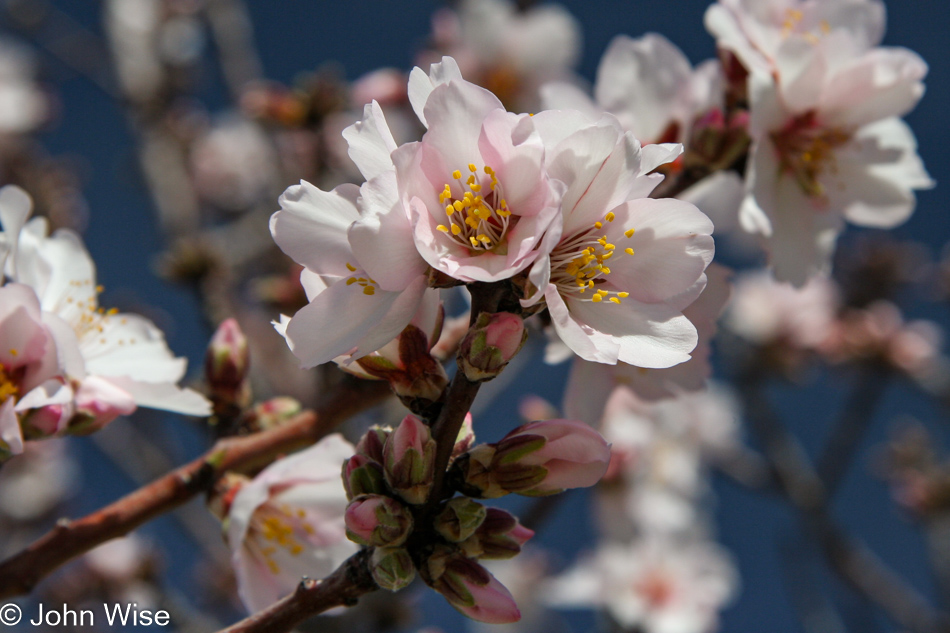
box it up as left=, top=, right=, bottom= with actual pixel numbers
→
left=7, top=1, right=950, bottom=631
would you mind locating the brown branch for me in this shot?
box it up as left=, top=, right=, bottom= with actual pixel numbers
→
left=739, top=366, right=950, bottom=633
left=216, top=551, right=378, bottom=633
left=0, top=378, right=390, bottom=599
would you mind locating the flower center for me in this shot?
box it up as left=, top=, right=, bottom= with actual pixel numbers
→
left=344, top=262, right=380, bottom=296
left=549, top=212, right=634, bottom=305
left=780, top=9, right=830, bottom=43
left=771, top=111, right=851, bottom=202
left=249, top=502, right=317, bottom=575
left=0, top=364, right=19, bottom=405
left=635, top=570, right=675, bottom=609
left=436, top=164, right=512, bottom=254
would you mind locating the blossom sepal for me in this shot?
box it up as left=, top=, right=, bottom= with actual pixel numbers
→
left=434, top=497, right=487, bottom=543
left=383, top=414, right=437, bottom=505
left=458, top=312, right=527, bottom=382
left=458, top=507, right=534, bottom=560
left=344, top=494, right=414, bottom=547
left=342, top=455, right=388, bottom=500
left=371, top=547, right=416, bottom=592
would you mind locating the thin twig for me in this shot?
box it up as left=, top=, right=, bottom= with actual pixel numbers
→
left=0, top=379, right=390, bottom=599
left=216, top=551, right=378, bottom=633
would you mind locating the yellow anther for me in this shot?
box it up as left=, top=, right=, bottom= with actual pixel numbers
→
left=618, top=292, right=629, bottom=298
left=624, top=228, right=635, bottom=238
left=605, top=243, right=615, bottom=250
left=477, top=234, right=491, bottom=244
left=346, top=278, right=357, bottom=285
left=498, top=209, right=511, bottom=217
left=602, top=267, right=611, bottom=274
left=454, top=200, right=465, bottom=212
left=587, top=280, right=594, bottom=288
left=437, top=225, right=449, bottom=233
left=470, top=236, right=479, bottom=247
left=446, top=205, right=455, bottom=216
left=470, top=184, right=481, bottom=192
left=500, top=199, right=507, bottom=208
left=363, top=286, right=375, bottom=296
left=468, top=163, right=477, bottom=172
left=484, top=165, right=494, bottom=174
left=592, top=294, right=603, bottom=303
left=605, top=212, right=615, bottom=222
left=467, top=175, right=476, bottom=185
left=9, top=348, right=18, bottom=357
left=96, top=285, right=104, bottom=293
left=610, top=297, right=621, bottom=304
left=451, top=223, right=462, bottom=235
left=625, top=248, right=635, bottom=255
left=452, top=170, right=462, bottom=180
left=594, top=222, right=602, bottom=229
left=345, top=262, right=357, bottom=271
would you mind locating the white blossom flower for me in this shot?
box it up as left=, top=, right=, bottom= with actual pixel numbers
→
left=0, top=41, right=49, bottom=135
left=545, top=538, right=738, bottom=633
left=525, top=109, right=714, bottom=367
left=2, top=187, right=210, bottom=432
left=226, top=434, right=359, bottom=613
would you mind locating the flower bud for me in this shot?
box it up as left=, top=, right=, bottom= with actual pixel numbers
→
left=458, top=312, right=527, bottom=381
left=451, top=413, right=476, bottom=459
left=345, top=494, right=414, bottom=547
left=342, top=454, right=387, bottom=499
left=435, top=497, right=487, bottom=543
left=244, top=397, right=301, bottom=432
left=205, top=318, right=251, bottom=408
left=371, top=547, right=416, bottom=592
left=493, top=420, right=611, bottom=495
left=207, top=472, right=250, bottom=524
left=451, top=444, right=511, bottom=499
left=459, top=508, right=533, bottom=560
left=383, top=415, right=436, bottom=505
left=356, top=425, right=391, bottom=464
left=422, top=546, right=521, bottom=624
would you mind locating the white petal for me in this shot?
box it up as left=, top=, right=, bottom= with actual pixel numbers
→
left=408, top=56, right=463, bottom=128
left=103, top=377, right=211, bottom=416
left=342, top=101, right=397, bottom=181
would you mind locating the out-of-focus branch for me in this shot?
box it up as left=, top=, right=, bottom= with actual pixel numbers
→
left=0, top=378, right=390, bottom=600
left=215, top=551, right=378, bottom=633
left=740, top=367, right=950, bottom=633
left=204, top=0, right=263, bottom=100
left=816, top=363, right=891, bottom=496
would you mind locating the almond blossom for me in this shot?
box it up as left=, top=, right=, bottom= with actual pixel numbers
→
left=525, top=110, right=714, bottom=367
left=2, top=186, right=210, bottom=434
left=272, top=102, right=438, bottom=368
left=224, top=434, right=359, bottom=613
left=396, top=57, right=564, bottom=283
left=715, top=3, right=932, bottom=284
left=545, top=538, right=737, bottom=633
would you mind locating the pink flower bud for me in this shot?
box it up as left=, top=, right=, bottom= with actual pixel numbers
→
left=20, top=403, right=71, bottom=438
left=451, top=413, right=476, bottom=459
left=371, top=546, right=416, bottom=591
left=342, top=454, right=387, bottom=499
left=356, top=425, right=390, bottom=464
left=435, top=497, right=487, bottom=542
left=245, top=397, right=301, bottom=432
left=205, top=318, right=250, bottom=408
left=345, top=494, right=414, bottom=547
left=383, top=415, right=436, bottom=505
left=423, top=547, right=521, bottom=624
left=458, top=312, right=527, bottom=381
left=459, top=507, right=534, bottom=560
left=493, top=420, right=611, bottom=495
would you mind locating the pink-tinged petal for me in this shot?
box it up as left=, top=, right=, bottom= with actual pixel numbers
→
left=477, top=110, right=547, bottom=217
left=594, top=33, right=693, bottom=142
left=0, top=398, right=24, bottom=457
left=545, top=284, right=619, bottom=365
left=15, top=224, right=97, bottom=317
left=821, top=47, right=927, bottom=128
left=408, top=56, right=464, bottom=128
left=421, top=80, right=503, bottom=175
left=342, top=101, right=397, bottom=181
left=270, top=182, right=361, bottom=277
left=830, top=119, right=932, bottom=229
left=74, top=375, right=137, bottom=428
left=703, top=4, right=770, bottom=74
left=567, top=295, right=698, bottom=369
left=639, top=143, right=683, bottom=176
left=0, top=284, right=48, bottom=368
left=605, top=198, right=714, bottom=304
left=103, top=377, right=211, bottom=417
left=767, top=174, right=844, bottom=287
left=530, top=108, right=604, bottom=150
left=348, top=171, right=427, bottom=292
left=0, top=184, right=32, bottom=275
left=773, top=37, right=826, bottom=114
left=42, top=312, right=86, bottom=378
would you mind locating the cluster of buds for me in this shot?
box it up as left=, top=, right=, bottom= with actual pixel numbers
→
left=343, top=414, right=610, bottom=624
left=341, top=414, right=609, bottom=622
